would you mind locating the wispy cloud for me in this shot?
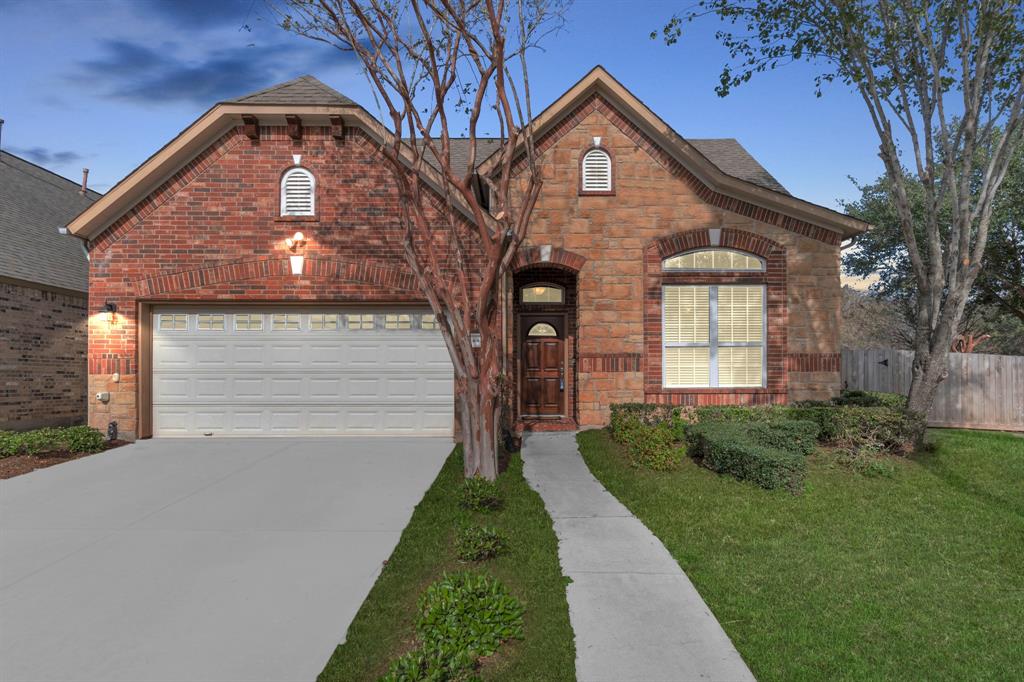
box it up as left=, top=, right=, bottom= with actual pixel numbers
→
left=8, top=146, right=85, bottom=166
left=70, top=37, right=352, bottom=106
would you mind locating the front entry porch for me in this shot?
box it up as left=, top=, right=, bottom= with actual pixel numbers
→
left=512, top=265, right=579, bottom=432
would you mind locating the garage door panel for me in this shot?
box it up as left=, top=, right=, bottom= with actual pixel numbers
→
left=153, top=308, right=454, bottom=437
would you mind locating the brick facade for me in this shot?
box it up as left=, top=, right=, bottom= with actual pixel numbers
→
left=1, top=280, right=87, bottom=429
left=85, top=92, right=846, bottom=438
left=511, top=97, right=843, bottom=425
left=86, top=125, right=465, bottom=440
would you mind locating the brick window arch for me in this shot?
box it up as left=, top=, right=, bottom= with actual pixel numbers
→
left=644, top=228, right=788, bottom=405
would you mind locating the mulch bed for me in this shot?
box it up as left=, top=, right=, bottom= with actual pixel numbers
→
left=0, top=441, right=129, bottom=480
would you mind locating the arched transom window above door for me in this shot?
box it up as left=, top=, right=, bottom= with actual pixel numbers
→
left=662, top=248, right=764, bottom=271
left=527, top=322, right=558, bottom=337
left=521, top=283, right=564, bottom=304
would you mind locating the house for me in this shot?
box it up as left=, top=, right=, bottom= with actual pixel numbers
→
left=0, top=151, right=98, bottom=430
left=65, top=68, right=868, bottom=440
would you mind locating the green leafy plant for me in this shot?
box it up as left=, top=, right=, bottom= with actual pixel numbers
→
left=459, top=477, right=502, bottom=512
left=455, top=525, right=508, bottom=562
left=0, top=426, right=106, bottom=458
left=608, top=413, right=684, bottom=471
left=382, top=572, right=524, bottom=680
left=61, top=426, right=107, bottom=453
left=687, top=422, right=807, bottom=493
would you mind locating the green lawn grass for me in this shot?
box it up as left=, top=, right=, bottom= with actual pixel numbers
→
left=578, top=428, right=1024, bottom=681
left=318, top=448, right=575, bottom=681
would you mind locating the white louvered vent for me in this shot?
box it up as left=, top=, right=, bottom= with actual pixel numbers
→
left=281, top=167, right=315, bottom=216
left=581, top=148, right=612, bottom=192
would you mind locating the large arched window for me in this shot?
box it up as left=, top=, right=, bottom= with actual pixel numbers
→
left=580, top=148, right=612, bottom=192
left=662, top=248, right=764, bottom=271
left=281, top=167, right=315, bottom=216
left=661, top=248, right=766, bottom=388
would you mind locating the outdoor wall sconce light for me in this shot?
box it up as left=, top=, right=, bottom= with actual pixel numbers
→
left=103, top=301, right=118, bottom=324
left=285, top=231, right=307, bottom=275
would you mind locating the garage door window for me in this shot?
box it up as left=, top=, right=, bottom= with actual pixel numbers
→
left=385, top=313, right=412, bottom=330
left=347, top=313, right=375, bottom=330
left=159, top=314, right=188, bottom=331
left=235, top=314, right=263, bottom=331
left=197, top=313, right=225, bottom=331
left=272, top=313, right=301, bottom=331
left=420, top=313, right=439, bottom=330
left=310, top=314, right=339, bottom=330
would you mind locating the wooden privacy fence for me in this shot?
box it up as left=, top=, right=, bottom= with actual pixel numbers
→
left=841, top=348, right=1024, bottom=432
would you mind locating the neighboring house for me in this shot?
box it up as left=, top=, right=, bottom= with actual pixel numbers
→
left=0, top=151, right=98, bottom=430
left=66, top=68, right=868, bottom=441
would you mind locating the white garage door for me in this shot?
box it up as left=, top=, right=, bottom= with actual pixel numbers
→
left=152, top=307, right=454, bottom=437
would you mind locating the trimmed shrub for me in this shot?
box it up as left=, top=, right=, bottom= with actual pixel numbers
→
left=743, top=419, right=820, bottom=456
left=833, top=389, right=907, bottom=410
left=608, top=413, right=684, bottom=471
left=692, top=403, right=919, bottom=455
left=459, top=477, right=502, bottom=512
left=0, top=426, right=106, bottom=458
left=687, top=422, right=806, bottom=492
left=61, top=426, right=107, bottom=453
left=455, top=525, right=508, bottom=562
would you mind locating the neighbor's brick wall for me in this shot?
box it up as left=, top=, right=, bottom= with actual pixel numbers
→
left=514, top=98, right=842, bottom=425
left=1, top=281, right=87, bottom=430
left=88, top=124, right=479, bottom=440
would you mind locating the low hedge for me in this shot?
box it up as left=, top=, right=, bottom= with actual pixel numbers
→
left=687, top=422, right=807, bottom=492
left=742, top=419, right=820, bottom=456
left=0, top=425, right=106, bottom=458
left=692, top=403, right=920, bottom=455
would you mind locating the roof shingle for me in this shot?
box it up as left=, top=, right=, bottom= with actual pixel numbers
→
left=0, top=151, right=99, bottom=292
left=224, top=75, right=356, bottom=106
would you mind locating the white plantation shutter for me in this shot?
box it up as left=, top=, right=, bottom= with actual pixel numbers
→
left=718, top=347, right=763, bottom=387
left=581, top=149, right=612, bottom=192
left=662, top=284, right=765, bottom=388
left=718, top=286, right=763, bottom=343
left=663, top=286, right=709, bottom=343
left=664, top=347, right=711, bottom=387
left=281, top=168, right=315, bottom=216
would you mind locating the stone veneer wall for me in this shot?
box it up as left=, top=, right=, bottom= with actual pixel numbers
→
left=513, top=97, right=842, bottom=426
left=0, top=280, right=88, bottom=430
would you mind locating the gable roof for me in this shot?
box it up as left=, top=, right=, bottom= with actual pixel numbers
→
left=0, top=151, right=99, bottom=292
left=224, top=75, right=356, bottom=106
left=68, top=71, right=866, bottom=242
left=477, top=66, right=868, bottom=238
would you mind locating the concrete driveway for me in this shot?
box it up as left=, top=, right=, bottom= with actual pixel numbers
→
left=0, top=437, right=451, bottom=682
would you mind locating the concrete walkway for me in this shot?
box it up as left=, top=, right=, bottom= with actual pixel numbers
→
left=522, top=432, right=754, bottom=682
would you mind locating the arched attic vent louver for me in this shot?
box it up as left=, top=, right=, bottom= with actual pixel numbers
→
left=281, top=167, right=315, bottom=216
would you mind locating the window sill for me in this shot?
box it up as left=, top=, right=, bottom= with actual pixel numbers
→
left=658, top=387, right=771, bottom=393
left=578, top=190, right=616, bottom=197
left=274, top=216, right=319, bottom=223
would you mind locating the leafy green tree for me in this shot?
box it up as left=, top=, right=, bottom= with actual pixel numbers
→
left=657, top=1, right=1024, bottom=434
left=843, top=137, right=1024, bottom=354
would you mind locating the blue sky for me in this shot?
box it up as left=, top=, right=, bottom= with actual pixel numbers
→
left=0, top=0, right=883, bottom=209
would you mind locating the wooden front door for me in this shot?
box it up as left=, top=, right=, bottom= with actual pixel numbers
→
left=521, top=316, right=564, bottom=417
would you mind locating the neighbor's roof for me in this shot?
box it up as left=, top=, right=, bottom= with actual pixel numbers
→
left=223, top=75, right=356, bottom=106
left=0, top=151, right=99, bottom=292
